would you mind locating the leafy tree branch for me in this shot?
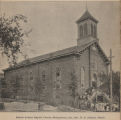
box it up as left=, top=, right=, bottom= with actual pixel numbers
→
left=0, top=14, right=28, bottom=65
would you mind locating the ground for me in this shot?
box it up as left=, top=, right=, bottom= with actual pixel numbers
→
left=0, top=101, right=81, bottom=112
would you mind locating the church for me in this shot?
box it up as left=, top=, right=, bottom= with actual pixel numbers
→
left=4, top=10, right=110, bottom=107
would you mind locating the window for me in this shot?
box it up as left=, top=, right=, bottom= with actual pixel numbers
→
left=30, top=71, right=33, bottom=80
left=15, top=75, right=19, bottom=88
left=84, top=23, right=87, bottom=36
left=81, top=67, right=85, bottom=87
left=30, top=86, right=34, bottom=91
left=42, top=85, right=46, bottom=90
left=99, top=71, right=105, bottom=86
left=42, top=71, right=46, bottom=81
left=56, top=82, right=61, bottom=89
left=95, top=61, right=98, bottom=71
left=94, top=25, right=97, bottom=37
left=53, top=81, right=56, bottom=89
left=93, top=73, right=97, bottom=81
left=54, top=67, right=61, bottom=89
left=56, top=94, right=60, bottom=99
left=41, top=71, right=46, bottom=90
left=56, top=70, right=60, bottom=77
left=56, top=67, right=61, bottom=82
left=92, top=73, right=97, bottom=88
left=80, top=25, right=83, bottom=37
left=91, top=24, right=93, bottom=36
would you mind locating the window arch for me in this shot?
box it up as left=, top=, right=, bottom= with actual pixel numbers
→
left=84, top=23, right=87, bottom=36
left=80, top=67, right=85, bottom=88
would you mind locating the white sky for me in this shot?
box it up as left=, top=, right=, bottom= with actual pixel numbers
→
left=0, top=1, right=120, bottom=72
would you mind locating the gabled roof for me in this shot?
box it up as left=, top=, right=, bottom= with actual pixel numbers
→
left=4, top=40, right=109, bottom=71
left=76, top=10, right=98, bottom=23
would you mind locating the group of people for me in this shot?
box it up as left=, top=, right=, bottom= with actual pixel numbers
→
left=74, top=94, right=89, bottom=110
left=94, top=103, right=110, bottom=112
left=74, top=93, right=113, bottom=112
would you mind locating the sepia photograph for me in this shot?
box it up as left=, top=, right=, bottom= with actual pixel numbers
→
left=0, top=1, right=120, bottom=113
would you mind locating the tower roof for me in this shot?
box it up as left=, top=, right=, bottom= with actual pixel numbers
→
left=76, top=10, right=98, bottom=23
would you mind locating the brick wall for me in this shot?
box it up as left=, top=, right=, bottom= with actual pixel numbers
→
left=90, top=44, right=108, bottom=87
left=4, top=55, right=75, bottom=107
left=4, top=45, right=108, bottom=107
left=74, top=45, right=108, bottom=96
left=74, top=48, right=90, bottom=95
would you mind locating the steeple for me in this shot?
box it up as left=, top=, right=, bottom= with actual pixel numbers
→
left=76, top=10, right=98, bottom=46
left=76, top=10, right=98, bottom=24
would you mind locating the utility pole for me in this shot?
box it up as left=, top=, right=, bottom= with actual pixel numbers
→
left=109, top=49, right=114, bottom=112
left=0, top=53, right=3, bottom=102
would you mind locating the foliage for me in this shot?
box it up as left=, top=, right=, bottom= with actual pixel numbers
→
left=86, top=87, right=93, bottom=96
left=0, top=14, right=27, bottom=65
left=98, top=72, right=110, bottom=95
left=99, top=71, right=120, bottom=102
left=112, top=71, right=120, bottom=101
left=98, top=72, right=110, bottom=83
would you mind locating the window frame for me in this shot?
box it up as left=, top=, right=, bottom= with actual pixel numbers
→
left=54, top=67, right=62, bottom=89
left=80, top=67, right=85, bottom=88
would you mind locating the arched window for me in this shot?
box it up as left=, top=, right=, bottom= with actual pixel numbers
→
left=56, top=67, right=61, bottom=81
left=95, top=61, right=98, bottom=70
left=80, top=25, right=83, bottom=37
left=94, top=25, right=96, bottom=37
left=54, top=67, right=61, bottom=89
left=30, top=71, right=33, bottom=81
left=81, top=67, right=85, bottom=88
left=84, top=23, right=87, bottom=36
left=91, top=24, right=93, bottom=36
left=92, top=73, right=97, bottom=88
left=42, top=70, right=47, bottom=90
left=42, top=71, right=46, bottom=81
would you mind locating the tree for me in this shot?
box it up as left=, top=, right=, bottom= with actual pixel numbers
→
left=0, top=14, right=28, bottom=65
left=99, top=71, right=120, bottom=103
left=112, top=71, right=120, bottom=103
left=98, top=72, right=110, bottom=95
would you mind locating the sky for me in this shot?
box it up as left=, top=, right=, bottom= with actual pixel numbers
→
left=0, top=1, right=120, bottom=72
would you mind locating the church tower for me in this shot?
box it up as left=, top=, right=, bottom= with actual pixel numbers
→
left=76, top=10, right=98, bottom=46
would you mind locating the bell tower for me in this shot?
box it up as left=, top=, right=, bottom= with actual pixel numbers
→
left=76, top=10, right=98, bottom=46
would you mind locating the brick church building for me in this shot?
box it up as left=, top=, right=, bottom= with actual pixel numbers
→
left=4, top=10, right=109, bottom=107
